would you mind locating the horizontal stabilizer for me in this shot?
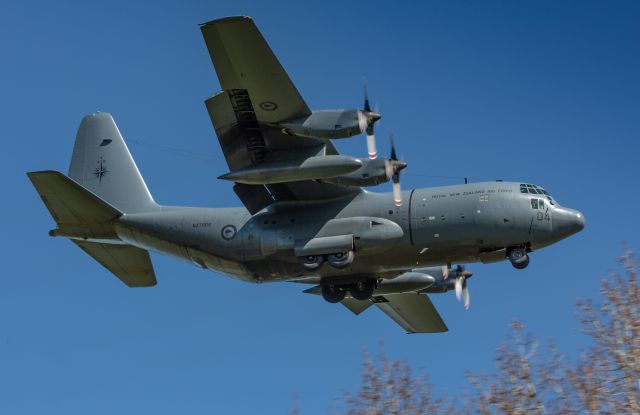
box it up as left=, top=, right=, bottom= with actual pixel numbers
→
left=27, top=170, right=121, bottom=227
left=73, top=240, right=157, bottom=287
left=373, top=293, right=448, bottom=333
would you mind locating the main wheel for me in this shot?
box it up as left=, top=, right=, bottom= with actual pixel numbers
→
left=299, top=255, right=324, bottom=271
left=350, top=279, right=375, bottom=301
left=327, top=251, right=354, bottom=268
left=321, top=284, right=346, bottom=303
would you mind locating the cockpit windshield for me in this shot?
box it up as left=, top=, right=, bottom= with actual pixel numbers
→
left=520, top=183, right=557, bottom=205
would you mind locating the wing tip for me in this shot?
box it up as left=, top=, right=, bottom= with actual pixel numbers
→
left=27, top=169, right=62, bottom=178
left=199, top=16, right=253, bottom=28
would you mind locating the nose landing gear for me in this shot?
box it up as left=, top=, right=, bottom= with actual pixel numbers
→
left=508, top=247, right=530, bottom=269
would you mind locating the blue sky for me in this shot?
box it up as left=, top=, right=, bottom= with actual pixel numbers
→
left=2, top=1, right=639, bottom=413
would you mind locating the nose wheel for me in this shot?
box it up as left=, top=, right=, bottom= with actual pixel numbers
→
left=508, top=247, right=530, bottom=269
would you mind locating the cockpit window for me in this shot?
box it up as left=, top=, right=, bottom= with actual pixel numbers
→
left=521, top=184, right=557, bottom=205
left=530, top=198, right=547, bottom=210
left=521, top=184, right=552, bottom=197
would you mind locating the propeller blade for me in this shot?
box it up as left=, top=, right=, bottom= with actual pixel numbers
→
left=442, top=265, right=449, bottom=280
left=455, top=277, right=463, bottom=301
left=367, top=132, right=377, bottom=159
left=384, top=159, right=394, bottom=180
left=390, top=135, right=398, bottom=161
left=393, top=180, right=402, bottom=207
left=463, top=285, right=470, bottom=310
left=363, top=83, right=372, bottom=112
left=362, top=84, right=379, bottom=159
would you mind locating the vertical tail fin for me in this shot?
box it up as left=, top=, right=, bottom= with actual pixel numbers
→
left=68, top=112, right=157, bottom=213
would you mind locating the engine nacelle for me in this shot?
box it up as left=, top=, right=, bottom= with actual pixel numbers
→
left=279, top=109, right=368, bottom=139
left=415, top=266, right=472, bottom=294
left=323, top=158, right=389, bottom=187
left=376, top=272, right=436, bottom=294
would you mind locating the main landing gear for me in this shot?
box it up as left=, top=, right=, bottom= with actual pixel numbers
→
left=298, top=251, right=354, bottom=271
left=508, top=247, right=530, bottom=269
left=321, top=279, right=376, bottom=303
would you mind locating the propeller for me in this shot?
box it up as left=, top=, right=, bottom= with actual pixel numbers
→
left=362, top=84, right=381, bottom=159
left=443, top=265, right=473, bottom=310
left=384, top=135, right=407, bottom=206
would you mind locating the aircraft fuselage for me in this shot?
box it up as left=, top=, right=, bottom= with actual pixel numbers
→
left=110, top=180, right=584, bottom=283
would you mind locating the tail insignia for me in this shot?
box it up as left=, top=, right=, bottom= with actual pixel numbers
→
left=93, top=157, right=108, bottom=183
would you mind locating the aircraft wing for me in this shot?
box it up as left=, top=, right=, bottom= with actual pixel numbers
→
left=201, top=17, right=358, bottom=213
left=372, top=294, right=448, bottom=333
left=339, top=293, right=448, bottom=333
left=305, top=284, right=448, bottom=333
left=200, top=16, right=310, bottom=124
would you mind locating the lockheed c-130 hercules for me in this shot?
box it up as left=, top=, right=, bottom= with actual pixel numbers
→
left=27, top=16, right=585, bottom=333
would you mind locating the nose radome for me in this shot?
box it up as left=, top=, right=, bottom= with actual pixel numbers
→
left=553, top=208, right=585, bottom=238
left=575, top=210, right=586, bottom=231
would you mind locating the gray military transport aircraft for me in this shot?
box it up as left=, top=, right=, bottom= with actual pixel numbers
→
left=27, top=16, right=585, bottom=333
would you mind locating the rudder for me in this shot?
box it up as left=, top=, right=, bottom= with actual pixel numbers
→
left=68, top=112, right=157, bottom=213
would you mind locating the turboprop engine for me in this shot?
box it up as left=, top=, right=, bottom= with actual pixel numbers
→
left=278, top=109, right=379, bottom=139
left=375, top=265, right=474, bottom=309
left=419, top=265, right=473, bottom=309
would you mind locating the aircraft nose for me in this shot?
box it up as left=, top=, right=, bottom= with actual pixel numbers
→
left=553, top=208, right=585, bottom=238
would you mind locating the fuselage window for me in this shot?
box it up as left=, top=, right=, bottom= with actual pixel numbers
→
left=539, top=199, right=545, bottom=209
left=531, top=199, right=539, bottom=209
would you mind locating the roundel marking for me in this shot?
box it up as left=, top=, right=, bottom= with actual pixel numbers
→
left=221, top=225, right=237, bottom=241
left=259, top=101, right=278, bottom=111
